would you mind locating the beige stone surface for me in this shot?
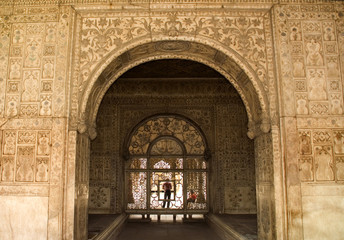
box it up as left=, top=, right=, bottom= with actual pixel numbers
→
left=0, top=196, right=48, bottom=240
left=302, top=185, right=344, bottom=240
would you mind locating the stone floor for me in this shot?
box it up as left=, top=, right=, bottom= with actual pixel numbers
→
left=215, top=214, right=257, bottom=240
left=88, top=214, right=257, bottom=240
left=116, top=221, right=221, bottom=240
left=88, top=214, right=120, bottom=239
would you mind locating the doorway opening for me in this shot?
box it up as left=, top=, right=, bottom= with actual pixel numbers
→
left=125, top=115, right=208, bottom=215
left=87, top=59, right=259, bottom=239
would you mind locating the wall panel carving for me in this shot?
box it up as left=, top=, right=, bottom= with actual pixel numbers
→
left=1, top=129, right=52, bottom=184
left=276, top=4, right=343, bottom=117
left=0, top=1, right=342, bottom=239
left=275, top=4, right=344, bottom=239
left=298, top=128, right=344, bottom=182
left=0, top=5, right=71, bottom=240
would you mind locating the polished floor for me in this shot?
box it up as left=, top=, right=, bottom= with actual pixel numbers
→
left=116, top=222, right=222, bottom=240
left=88, top=214, right=257, bottom=240
left=88, top=214, right=120, bottom=239
left=216, top=214, right=257, bottom=240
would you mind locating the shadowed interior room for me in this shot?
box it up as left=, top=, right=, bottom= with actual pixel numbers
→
left=87, top=60, right=257, bottom=239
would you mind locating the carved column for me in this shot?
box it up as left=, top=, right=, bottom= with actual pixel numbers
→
left=255, top=132, right=276, bottom=239
left=74, top=132, right=91, bottom=240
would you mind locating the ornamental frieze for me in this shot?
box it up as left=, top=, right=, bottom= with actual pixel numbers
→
left=79, top=10, right=270, bottom=93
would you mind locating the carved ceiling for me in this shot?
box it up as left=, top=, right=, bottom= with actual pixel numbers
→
left=120, top=59, right=221, bottom=79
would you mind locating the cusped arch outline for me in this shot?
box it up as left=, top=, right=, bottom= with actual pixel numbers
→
left=125, top=113, right=209, bottom=158
left=79, top=38, right=270, bottom=139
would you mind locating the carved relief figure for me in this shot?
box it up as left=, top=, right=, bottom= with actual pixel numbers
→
left=16, top=147, right=35, bottom=182
left=9, top=59, right=22, bottom=79
left=334, top=132, right=344, bottom=154
left=315, top=146, right=334, bottom=181
left=37, top=132, right=50, bottom=155
left=6, top=97, right=18, bottom=117
left=307, top=69, right=327, bottom=101
left=1, top=157, right=14, bottom=181
left=289, top=24, right=302, bottom=41
left=36, top=158, right=49, bottom=182
left=12, top=25, right=25, bottom=44
left=299, top=131, right=312, bottom=155
left=299, top=157, right=313, bottom=181
left=3, top=131, right=16, bottom=155
left=42, top=58, right=54, bottom=79
left=22, top=71, right=39, bottom=102
left=296, top=95, right=308, bottom=115
left=292, top=57, right=305, bottom=77
left=336, top=157, right=344, bottom=181
left=45, top=23, right=57, bottom=43
left=40, top=96, right=52, bottom=116
left=24, top=38, right=42, bottom=68
left=326, top=57, right=339, bottom=78
left=323, top=23, right=336, bottom=41
left=330, top=94, right=343, bottom=115
left=305, top=37, right=323, bottom=66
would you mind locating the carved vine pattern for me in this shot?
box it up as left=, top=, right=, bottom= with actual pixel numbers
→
left=80, top=13, right=268, bottom=91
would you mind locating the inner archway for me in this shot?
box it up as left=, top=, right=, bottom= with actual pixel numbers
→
left=87, top=59, right=260, bottom=239
left=79, top=40, right=271, bottom=140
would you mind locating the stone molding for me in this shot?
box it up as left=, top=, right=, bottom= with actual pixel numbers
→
left=1, top=0, right=343, bottom=7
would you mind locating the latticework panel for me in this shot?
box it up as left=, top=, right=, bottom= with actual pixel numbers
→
left=150, top=172, right=184, bottom=209
left=186, top=172, right=207, bottom=210
left=127, top=172, right=147, bottom=209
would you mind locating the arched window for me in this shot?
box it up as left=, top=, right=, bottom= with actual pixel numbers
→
left=125, top=115, right=208, bottom=212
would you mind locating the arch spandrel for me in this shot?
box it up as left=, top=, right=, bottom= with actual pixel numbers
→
left=128, top=115, right=206, bottom=156
left=80, top=39, right=269, bottom=139
left=77, top=12, right=271, bottom=106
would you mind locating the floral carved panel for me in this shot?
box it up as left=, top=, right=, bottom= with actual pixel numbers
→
left=276, top=4, right=344, bottom=116
left=1, top=6, right=70, bottom=120
left=78, top=10, right=271, bottom=96
left=298, top=129, right=344, bottom=182
left=1, top=129, right=52, bottom=184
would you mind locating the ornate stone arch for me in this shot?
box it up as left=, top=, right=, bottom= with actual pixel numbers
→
left=71, top=10, right=280, bottom=240
left=125, top=113, right=210, bottom=157
left=78, top=39, right=271, bottom=140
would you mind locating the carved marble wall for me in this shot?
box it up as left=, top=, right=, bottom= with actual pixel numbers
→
left=275, top=3, right=344, bottom=240
left=89, top=78, right=256, bottom=214
left=0, top=1, right=343, bottom=239
left=0, top=5, right=71, bottom=240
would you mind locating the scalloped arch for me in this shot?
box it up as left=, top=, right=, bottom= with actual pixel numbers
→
left=127, top=114, right=207, bottom=156
left=79, top=38, right=270, bottom=138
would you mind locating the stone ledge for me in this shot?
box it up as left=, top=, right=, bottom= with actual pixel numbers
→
left=92, top=213, right=128, bottom=240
